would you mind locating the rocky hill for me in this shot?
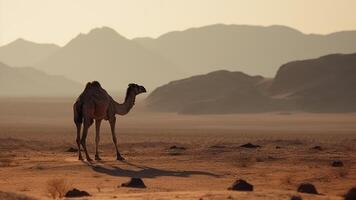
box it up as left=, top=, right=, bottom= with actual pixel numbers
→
left=146, top=70, right=282, bottom=114
left=147, top=53, right=356, bottom=113
left=271, top=53, right=356, bottom=112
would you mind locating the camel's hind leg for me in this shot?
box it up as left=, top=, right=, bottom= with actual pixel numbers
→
left=95, top=119, right=102, bottom=161
left=75, top=122, right=83, bottom=160
left=81, top=117, right=93, bottom=162
left=73, top=102, right=83, bottom=160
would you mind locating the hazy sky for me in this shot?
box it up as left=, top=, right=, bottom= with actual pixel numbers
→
left=1, top=0, right=356, bottom=46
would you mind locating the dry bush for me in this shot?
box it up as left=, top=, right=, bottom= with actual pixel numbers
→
left=19, top=186, right=30, bottom=192
left=232, top=152, right=256, bottom=168
left=92, top=174, right=102, bottom=178
left=46, top=178, right=68, bottom=199
left=96, top=183, right=103, bottom=193
left=0, top=158, right=12, bottom=167
left=336, top=168, right=349, bottom=178
left=284, top=175, right=293, bottom=185
left=236, top=157, right=255, bottom=168
left=0, top=191, right=37, bottom=200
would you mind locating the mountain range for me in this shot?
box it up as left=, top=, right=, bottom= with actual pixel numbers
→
left=135, top=24, right=356, bottom=77
left=1, top=24, right=356, bottom=91
left=35, top=27, right=184, bottom=91
left=0, top=24, right=355, bottom=107
left=146, top=53, right=356, bottom=113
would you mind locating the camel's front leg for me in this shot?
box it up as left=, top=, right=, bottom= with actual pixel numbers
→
left=109, top=117, right=124, bottom=160
left=95, top=119, right=102, bottom=161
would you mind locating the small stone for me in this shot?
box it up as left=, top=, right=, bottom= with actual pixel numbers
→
left=228, top=179, right=253, bottom=191
left=240, top=143, right=261, bottom=149
left=121, top=178, right=146, bottom=188
left=66, top=147, right=78, bottom=152
left=297, top=183, right=318, bottom=194
left=311, top=146, right=322, bottom=151
left=331, top=160, right=344, bottom=167
left=209, top=145, right=226, bottom=149
left=169, top=145, right=186, bottom=150
left=65, top=188, right=90, bottom=197
left=291, top=195, right=302, bottom=200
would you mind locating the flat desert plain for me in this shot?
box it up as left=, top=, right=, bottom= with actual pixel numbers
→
left=0, top=98, right=355, bottom=200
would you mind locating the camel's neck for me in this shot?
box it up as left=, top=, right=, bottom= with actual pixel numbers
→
left=114, top=89, right=136, bottom=115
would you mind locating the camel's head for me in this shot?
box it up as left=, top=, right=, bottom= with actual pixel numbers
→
left=128, top=83, right=147, bottom=95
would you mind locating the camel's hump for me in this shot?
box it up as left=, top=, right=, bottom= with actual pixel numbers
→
left=80, top=81, right=110, bottom=99
left=85, top=81, right=102, bottom=90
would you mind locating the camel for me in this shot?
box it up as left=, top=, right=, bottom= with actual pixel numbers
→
left=73, top=81, right=146, bottom=161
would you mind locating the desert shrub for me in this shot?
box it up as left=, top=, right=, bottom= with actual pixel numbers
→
left=234, top=153, right=256, bottom=168
left=0, top=191, right=37, bottom=200
left=46, top=178, right=68, bottom=199
left=19, top=186, right=30, bottom=192
left=0, top=158, right=12, bottom=167
left=96, top=183, right=103, bottom=193
left=284, top=175, right=294, bottom=186
left=336, top=168, right=349, bottom=178
left=237, top=158, right=255, bottom=168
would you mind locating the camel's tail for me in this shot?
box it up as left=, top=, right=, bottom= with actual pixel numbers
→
left=73, top=81, right=101, bottom=124
left=73, top=100, right=83, bottom=124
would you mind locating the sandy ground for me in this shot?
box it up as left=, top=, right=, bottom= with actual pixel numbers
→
left=0, top=98, right=355, bottom=199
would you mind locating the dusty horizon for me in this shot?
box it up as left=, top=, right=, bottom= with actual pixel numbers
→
left=1, top=0, right=356, bottom=46
left=3, top=23, right=356, bottom=47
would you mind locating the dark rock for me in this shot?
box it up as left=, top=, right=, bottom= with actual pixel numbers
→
left=121, top=178, right=146, bottom=188
left=228, top=179, right=253, bottom=191
left=169, top=145, right=186, bottom=150
left=275, top=146, right=282, bottom=149
left=65, top=188, right=90, bottom=198
left=345, top=187, right=356, bottom=200
left=291, top=195, right=302, bottom=200
left=168, top=152, right=183, bottom=156
left=168, top=145, right=186, bottom=156
left=311, top=146, right=322, bottom=151
left=332, top=160, right=344, bottom=167
left=66, top=147, right=78, bottom=152
left=297, top=183, right=318, bottom=194
left=209, top=145, right=226, bottom=149
left=240, top=143, right=261, bottom=149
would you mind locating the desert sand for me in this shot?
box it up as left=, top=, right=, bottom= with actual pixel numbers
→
left=0, top=98, right=355, bottom=199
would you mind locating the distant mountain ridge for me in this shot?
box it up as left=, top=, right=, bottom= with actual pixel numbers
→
left=35, top=27, right=184, bottom=90
left=0, top=38, right=60, bottom=67
left=0, top=62, right=82, bottom=97
left=135, top=24, right=356, bottom=77
left=147, top=53, right=356, bottom=113
left=1, top=24, right=356, bottom=94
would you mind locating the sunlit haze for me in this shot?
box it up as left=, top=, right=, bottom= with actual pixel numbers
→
left=1, top=0, right=356, bottom=46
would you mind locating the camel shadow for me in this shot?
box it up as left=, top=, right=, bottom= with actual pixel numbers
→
left=85, top=160, right=220, bottom=179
